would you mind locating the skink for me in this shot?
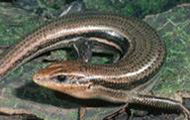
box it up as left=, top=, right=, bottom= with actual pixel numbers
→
left=0, top=13, right=189, bottom=119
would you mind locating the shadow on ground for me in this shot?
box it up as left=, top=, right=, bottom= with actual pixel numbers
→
left=13, top=82, right=190, bottom=120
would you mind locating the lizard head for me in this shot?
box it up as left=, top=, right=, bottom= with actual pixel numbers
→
left=32, top=60, right=97, bottom=99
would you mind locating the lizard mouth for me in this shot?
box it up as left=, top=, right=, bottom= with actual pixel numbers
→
left=33, top=73, right=94, bottom=99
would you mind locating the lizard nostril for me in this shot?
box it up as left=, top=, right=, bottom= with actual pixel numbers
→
left=33, top=73, right=42, bottom=82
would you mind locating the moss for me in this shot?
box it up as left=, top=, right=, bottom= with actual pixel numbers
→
left=84, top=0, right=189, bottom=17
left=0, top=1, right=190, bottom=120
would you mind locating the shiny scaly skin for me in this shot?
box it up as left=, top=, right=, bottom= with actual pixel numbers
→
left=0, top=13, right=163, bottom=80
left=0, top=13, right=123, bottom=79
left=0, top=13, right=189, bottom=119
left=32, top=14, right=189, bottom=119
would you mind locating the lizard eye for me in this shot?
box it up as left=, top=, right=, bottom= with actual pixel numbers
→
left=56, top=75, right=67, bottom=82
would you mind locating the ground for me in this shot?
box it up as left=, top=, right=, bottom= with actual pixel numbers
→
left=0, top=1, right=190, bottom=120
